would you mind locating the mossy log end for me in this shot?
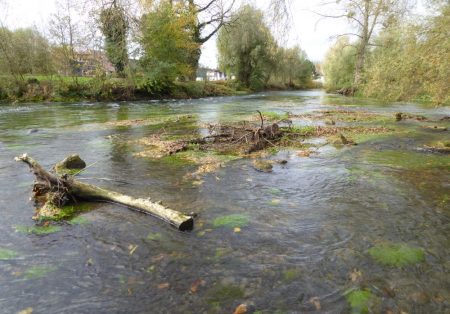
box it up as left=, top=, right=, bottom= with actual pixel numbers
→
left=15, top=154, right=194, bottom=231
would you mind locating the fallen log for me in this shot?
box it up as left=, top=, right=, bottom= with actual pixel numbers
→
left=15, top=154, right=194, bottom=231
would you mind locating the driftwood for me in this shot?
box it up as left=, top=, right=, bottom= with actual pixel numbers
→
left=15, top=154, right=194, bottom=231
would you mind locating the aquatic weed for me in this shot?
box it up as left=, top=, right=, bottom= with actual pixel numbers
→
left=23, top=265, right=57, bottom=280
left=213, top=214, right=249, bottom=228
left=368, top=242, right=425, bottom=267
left=15, top=225, right=61, bottom=235
left=0, top=248, right=19, bottom=260
left=345, top=289, right=373, bottom=314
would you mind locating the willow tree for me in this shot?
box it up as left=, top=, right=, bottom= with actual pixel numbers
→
left=217, top=5, right=276, bottom=90
left=323, top=37, right=357, bottom=92
left=100, top=1, right=129, bottom=76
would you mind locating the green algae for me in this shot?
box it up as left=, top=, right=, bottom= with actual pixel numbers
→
left=206, top=284, right=245, bottom=304
left=69, top=216, right=90, bottom=225
left=0, top=248, right=19, bottom=260
left=282, top=268, right=301, bottom=282
left=368, top=243, right=425, bottom=267
left=57, top=203, right=92, bottom=220
left=146, top=233, right=162, bottom=241
left=23, top=265, right=57, bottom=280
left=345, top=289, right=373, bottom=314
left=213, top=214, right=249, bottom=228
left=364, top=150, right=449, bottom=170
left=15, top=225, right=62, bottom=235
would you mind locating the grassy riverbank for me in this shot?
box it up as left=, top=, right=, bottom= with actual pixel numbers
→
left=0, top=75, right=318, bottom=103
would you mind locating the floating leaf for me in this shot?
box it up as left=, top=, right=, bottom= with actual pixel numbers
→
left=270, top=199, right=281, bottom=206
left=345, top=289, right=372, bottom=314
left=0, top=248, right=19, bottom=260
left=213, top=214, right=249, bottom=228
left=17, top=307, right=33, bottom=314
left=369, top=243, right=425, bottom=267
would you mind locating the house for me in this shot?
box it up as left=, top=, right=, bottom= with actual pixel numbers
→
left=74, top=50, right=115, bottom=76
left=196, top=67, right=227, bottom=81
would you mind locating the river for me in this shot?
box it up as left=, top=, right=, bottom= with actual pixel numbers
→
left=0, top=90, right=449, bottom=313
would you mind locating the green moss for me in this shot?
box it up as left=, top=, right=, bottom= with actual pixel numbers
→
left=269, top=188, right=282, bottom=195
left=368, top=243, right=425, bottom=267
left=15, top=225, right=62, bottom=235
left=57, top=203, right=92, bottom=220
left=345, top=289, right=373, bottom=314
left=146, top=233, right=162, bottom=241
left=285, top=126, right=316, bottom=136
left=261, top=111, right=289, bottom=121
left=364, top=150, right=449, bottom=170
left=283, top=268, right=300, bottom=282
left=0, top=248, right=19, bottom=260
left=206, top=284, right=245, bottom=304
left=69, top=216, right=90, bottom=225
left=23, top=265, right=57, bottom=280
left=213, top=214, right=249, bottom=228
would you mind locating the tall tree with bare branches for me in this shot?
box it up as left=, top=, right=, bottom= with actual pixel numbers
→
left=315, top=0, right=412, bottom=88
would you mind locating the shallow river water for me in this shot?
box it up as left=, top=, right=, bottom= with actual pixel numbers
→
left=0, top=90, right=449, bottom=314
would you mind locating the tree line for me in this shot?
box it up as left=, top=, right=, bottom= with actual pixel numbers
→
left=0, top=0, right=315, bottom=101
left=322, top=0, right=449, bottom=105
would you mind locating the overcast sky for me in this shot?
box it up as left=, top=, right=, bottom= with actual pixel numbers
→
left=1, top=0, right=426, bottom=67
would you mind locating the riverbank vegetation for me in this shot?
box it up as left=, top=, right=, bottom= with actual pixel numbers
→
left=0, top=0, right=315, bottom=103
left=323, top=0, right=450, bottom=105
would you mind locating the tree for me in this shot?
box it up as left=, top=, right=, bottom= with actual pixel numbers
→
left=49, top=0, right=87, bottom=76
left=140, top=0, right=199, bottom=85
left=100, top=2, right=129, bottom=76
left=217, top=5, right=276, bottom=90
left=0, top=27, right=53, bottom=77
left=322, top=37, right=357, bottom=91
left=362, top=3, right=450, bottom=104
left=272, top=46, right=314, bottom=88
left=316, top=0, right=412, bottom=87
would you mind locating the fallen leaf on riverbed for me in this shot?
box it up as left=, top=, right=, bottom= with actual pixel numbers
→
left=297, top=150, right=311, bottom=157
left=234, top=227, right=241, bottom=233
left=158, top=282, right=170, bottom=289
left=128, top=244, right=138, bottom=255
left=350, top=269, right=362, bottom=282
left=309, top=297, right=321, bottom=310
left=233, top=304, right=247, bottom=314
left=190, top=279, right=206, bottom=293
left=17, top=308, right=33, bottom=314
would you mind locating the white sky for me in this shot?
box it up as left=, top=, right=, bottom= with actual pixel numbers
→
left=1, top=0, right=427, bottom=67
